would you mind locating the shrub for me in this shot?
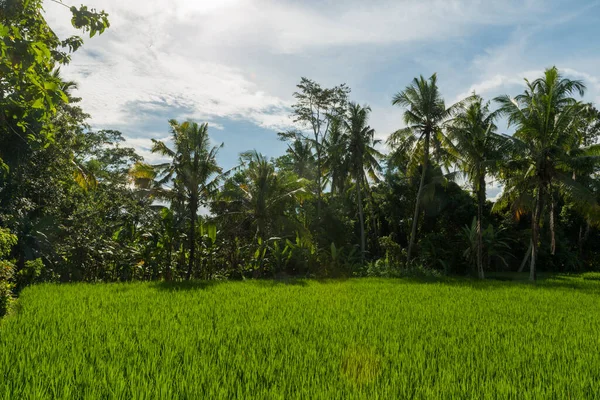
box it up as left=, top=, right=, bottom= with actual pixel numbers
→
left=378, top=236, right=404, bottom=267
left=0, top=261, right=15, bottom=316
left=16, top=258, right=45, bottom=289
left=360, top=259, right=441, bottom=279
left=0, top=228, right=17, bottom=317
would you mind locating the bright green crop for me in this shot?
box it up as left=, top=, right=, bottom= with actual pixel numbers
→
left=1, top=276, right=599, bottom=399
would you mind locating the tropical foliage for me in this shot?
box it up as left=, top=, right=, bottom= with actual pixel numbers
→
left=4, top=1, right=600, bottom=319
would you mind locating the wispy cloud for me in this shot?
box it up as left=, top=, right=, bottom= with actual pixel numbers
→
left=42, top=0, right=600, bottom=172
left=43, top=0, right=551, bottom=130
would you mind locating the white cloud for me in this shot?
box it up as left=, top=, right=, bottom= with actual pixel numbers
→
left=448, top=9, right=600, bottom=112
left=60, top=47, right=292, bottom=130
left=42, top=0, right=551, bottom=133
left=370, top=105, right=402, bottom=143
left=170, top=0, right=545, bottom=54
left=44, top=0, right=294, bottom=132
left=457, top=60, right=600, bottom=109
left=452, top=24, right=600, bottom=200
left=41, top=0, right=600, bottom=180
left=122, top=136, right=170, bottom=164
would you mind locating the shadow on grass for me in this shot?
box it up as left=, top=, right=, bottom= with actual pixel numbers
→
left=150, top=280, right=223, bottom=292
left=395, top=273, right=600, bottom=296
left=150, top=277, right=310, bottom=291
left=149, top=273, right=600, bottom=295
left=245, top=278, right=310, bottom=287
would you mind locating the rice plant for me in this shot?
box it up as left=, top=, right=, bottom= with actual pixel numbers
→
left=1, top=277, right=599, bottom=399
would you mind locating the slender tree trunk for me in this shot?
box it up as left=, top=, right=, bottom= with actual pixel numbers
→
left=549, top=190, right=556, bottom=256
left=579, top=224, right=584, bottom=258
left=356, top=178, right=366, bottom=263
left=178, top=243, right=186, bottom=277
left=199, top=235, right=205, bottom=280
left=364, top=175, right=380, bottom=245
left=187, top=198, right=197, bottom=280
left=407, top=131, right=430, bottom=263
left=579, top=220, right=591, bottom=260
left=518, top=240, right=532, bottom=273
left=166, top=245, right=173, bottom=281
left=530, top=186, right=544, bottom=281
left=476, top=174, right=485, bottom=279
left=584, top=221, right=591, bottom=242
left=315, top=133, right=322, bottom=219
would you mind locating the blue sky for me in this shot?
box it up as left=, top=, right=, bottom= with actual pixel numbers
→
left=45, top=0, right=600, bottom=198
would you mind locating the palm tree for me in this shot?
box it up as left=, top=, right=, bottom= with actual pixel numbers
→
left=495, top=67, right=594, bottom=280
left=223, top=151, right=309, bottom=241
left=445, top=96, right=503, bottom=279
left=286, top=139, right=315, bottom=181
left=151, top=120, right=223, bottom=280
left=571, top=105, right=600, bottom=256
left=390, top=73, right=462, bottom=263
left=343, top=103, right=382, bottom=262
left=128, top=161, right=161, bottom=199
left=324, top=116, right=350, bottom=196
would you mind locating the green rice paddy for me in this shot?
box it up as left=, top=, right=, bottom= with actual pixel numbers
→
left=1, top=276, right=600, bottom=399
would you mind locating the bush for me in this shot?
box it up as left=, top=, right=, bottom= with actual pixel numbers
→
left=0, top=228, right=17, bottom=317
left=16, top=258, right=45, bottom=289
left=359, top=259, right=441, bottom=279
left=361, top=259, right=401, bottom=278
left=378, top=236, right=405, bottom=267
left=0, top=260, right=15, bottom=317
left=400, top=264, right=443, bottom=279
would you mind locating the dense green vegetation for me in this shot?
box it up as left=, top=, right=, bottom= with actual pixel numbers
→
left=2, top=0, right=600, bottom=308
left=2, top=277, right=600, bottom=398
left=2, top=1, right=600, bottom=397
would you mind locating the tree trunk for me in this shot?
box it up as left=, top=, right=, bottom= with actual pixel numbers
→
left=579, top=220, right=591, bottom=260
left=476, top=174, right=485, bottom=279
left=579, top=224, right=584, bottom=258
left=530, top=187, right=543, bottom=281
left=356, top=178, right=366, bottom=263
left=584, top=220, right=591, bottom=242
left=315, top=133, right=322, bottom=219
left=166, top=245, right=173, bottom=281
left=518, top=240, right=532, bottom=273
left=549, top=191, right=556, bottom=256
left=407, top=131, right=429, bottom=263
left=364, top=175, right=380, bottom=246
left=187, top=198, right=197, bottom=280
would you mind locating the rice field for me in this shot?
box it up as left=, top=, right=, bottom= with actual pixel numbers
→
left=1, top=276, right=600, bottom=399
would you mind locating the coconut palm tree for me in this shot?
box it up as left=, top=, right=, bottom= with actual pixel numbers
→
left=151, top=120, right=223, bottom=280
left=324, top=116, right=350, bottom=196
left=445, top=96, right=504, bottom=279
left=222, top=151, right=309, bottom=241
left=570, top=105, right=600, bottom=255
left=390, top=73, right=463, bottom=263
left=285, top=139, right=315, bottom=181
left=343, top=103, right=382, bottom=262
left=494, top=67, right=596, bottom=280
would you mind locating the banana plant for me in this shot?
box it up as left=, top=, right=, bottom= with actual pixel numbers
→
left=270, top=239, right=292, bottom=274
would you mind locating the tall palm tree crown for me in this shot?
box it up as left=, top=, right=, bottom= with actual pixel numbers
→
left=446, top=96, right=504, bottom=278
left=494, top=67, right=595, bottom=280
left=223, top=150, right=309, bottom=241
left=324, top=116, right=350, bottom=196
left=389, top=73, right=461, bottom=262
left=286, top=139, right=315, bottom=181
left=344, top=103, right=382, bottom=184
left=343, top=103, right=382, bottom=261
left=151, top=120, right=223, bottom=280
